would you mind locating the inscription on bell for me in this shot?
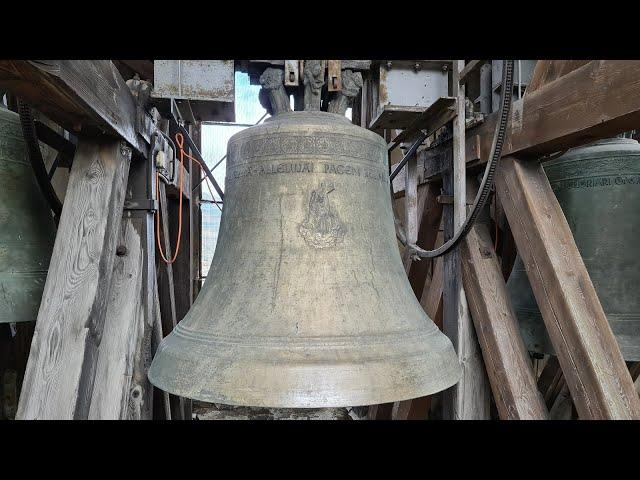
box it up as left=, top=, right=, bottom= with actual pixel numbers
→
left=553, top=174, right=640, bottom=191
left=228, top=133, right=385, bottom=164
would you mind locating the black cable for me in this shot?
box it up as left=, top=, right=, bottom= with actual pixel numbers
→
left=17, top=100, right=63, bottom=219
left=389, top=132, right=428, bottom=183
left=401, top=60, right=515, bottom=259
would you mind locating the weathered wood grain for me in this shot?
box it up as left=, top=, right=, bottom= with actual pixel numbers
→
left=0, top=60, right=146, bottom=155
left=88, top=216, right=152, bottom=419
left=461, top=218, right=548, bottom=419
left=526, top=60, right=590, bottom=95
left=441, top=64, right=491, bottom=420
left=495, top=156, right=640, bottom=419
left=16, top=139, right=131, bottom=419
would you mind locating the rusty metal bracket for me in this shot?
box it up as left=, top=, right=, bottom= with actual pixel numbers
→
left=328, top=60, right=342, bottom=91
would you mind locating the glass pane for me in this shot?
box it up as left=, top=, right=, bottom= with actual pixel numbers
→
left=234, top=71, right=269, bottom=124
left=200, top=71, right=269, bottom=276
left=201, top=202, right=222, bottom=276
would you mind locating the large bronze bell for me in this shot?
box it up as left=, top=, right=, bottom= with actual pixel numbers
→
left=149, top=111, right=461, bottom=407
left=507, top=137, right=640, bottom=360
left=0, top=107, right=56, bottom=323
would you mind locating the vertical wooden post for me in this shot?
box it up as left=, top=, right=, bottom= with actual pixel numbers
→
left=17, top=138, right=131, bottom=419
left=402, top=146, right=418, bottom=271
left=495, top=156, right=640, bottom=419
left=88, top=155, right=156, bottom=419
left=442, top=62, right=491, bottom=419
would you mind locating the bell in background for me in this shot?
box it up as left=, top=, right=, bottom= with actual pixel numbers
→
left=0, top=106, right=56, bottom=323
left=507, top=137, right=640, bottom=361
left=149, top=111, right=461, bottom=408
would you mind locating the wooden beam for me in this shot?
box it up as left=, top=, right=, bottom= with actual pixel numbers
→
left=526, top=60, right=591, bottom=95
left=442, top=63, right=491, bottom=420
left=16, top=138, right=131, bottom=419
left=88, top=156, right=156, bottom=419
left=423, top=60, right=640, bottom=180
left=459, top=60, right=487, bottom=85
left=495, top=156, right=640, bottom=419
left=88, top=214, right=152, bottom=419
left=406, top=183, right=443, bottom=296
left=460, top=215, right=548, bottom=419
left=0, top=60, right=147, bottom=155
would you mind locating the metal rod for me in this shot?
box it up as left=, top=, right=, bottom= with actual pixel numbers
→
left=171, top=120, right=225, bottom=201
left=191, top=112, right=269, bottom=193
left=389, top=132, right=427, bottom=182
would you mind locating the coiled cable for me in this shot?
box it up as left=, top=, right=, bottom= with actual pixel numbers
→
left=399, top=59, right=515, bottom=259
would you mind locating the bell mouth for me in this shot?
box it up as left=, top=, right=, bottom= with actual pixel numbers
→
left=148, top=325, right=461, bottom=408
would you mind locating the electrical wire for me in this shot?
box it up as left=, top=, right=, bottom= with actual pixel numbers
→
left=156, top=133, right=187, bottom=264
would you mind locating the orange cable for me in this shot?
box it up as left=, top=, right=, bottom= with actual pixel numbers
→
left=156, top=133, right=186, bottom=264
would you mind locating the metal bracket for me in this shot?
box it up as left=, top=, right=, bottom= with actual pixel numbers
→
left=124, top=198, right=158, bottom=211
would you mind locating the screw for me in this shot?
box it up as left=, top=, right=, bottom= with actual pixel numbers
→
left=442, top=64, right=449, bottom=72
left=414, top=62, right=421, bottom=72
left=386, top=61, right=392, bottom=70
left=116, top=245, right=127, bottom=256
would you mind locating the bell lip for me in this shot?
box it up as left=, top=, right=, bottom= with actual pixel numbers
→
left=148, top=365, right=461, bottom=409
left=147, top=332, right=462, bottom=409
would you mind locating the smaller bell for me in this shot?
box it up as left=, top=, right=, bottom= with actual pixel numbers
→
left=0, top=107, right=56, bottom=323
left=508, top=138, right=640, bottom=361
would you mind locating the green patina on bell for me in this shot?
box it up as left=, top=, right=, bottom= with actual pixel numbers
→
left=507, top=137, right=640, bottom=360
left=0, top=107, right=56, bottom=323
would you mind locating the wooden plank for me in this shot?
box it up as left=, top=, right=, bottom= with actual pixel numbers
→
left=0, top=60, right=147, bottom=155
left=16, top=139, right=131, bottom=419
left=495, top=156, right=640, bottom=419
left=88, top=215, right=152, bottom=419
left=459, top=60, right=488, bottom=85
left=156, top=181, right=185, bottom=420
left=402, top=152, right=418, bottom=272
left=369, top=105, right=427, bottom=132
left=526, top=60, right=590, bottom=95
left=420, top=228, right=444, bottom=328
left=537, top=356, right=566, bottom=410
left=406, top=183, right=443, bottom=297
left=88, top=156, right=156, bottom=420
left=460, top=215, right=548, bottom=419
left=152, top=276, right=172, bottom=420
left=423, top=60, right=640, bottom=180
left=441, top=62, right=491, bottom=420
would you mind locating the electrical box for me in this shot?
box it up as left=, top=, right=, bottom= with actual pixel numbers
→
left=152, top=60, right=235, bottom=122
left=368, top=60, right=451, bottom=132
left=378, top=60, right=449, bottom=111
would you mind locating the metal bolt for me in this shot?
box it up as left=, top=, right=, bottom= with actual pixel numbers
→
left=386, top=61, right=392, bottom=70
left=116, top=245, right=127, bottom=256
left=442, top=64, right=449, bottom=72
left=414, top=62, right=421, bottom=72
